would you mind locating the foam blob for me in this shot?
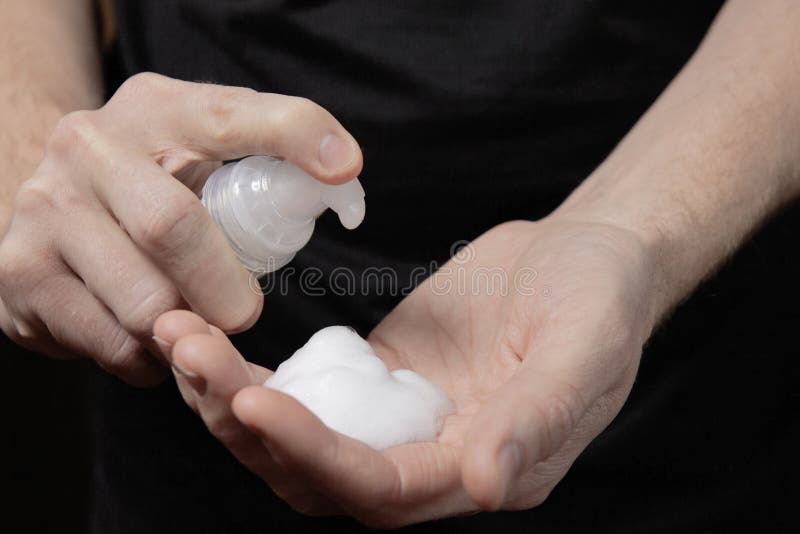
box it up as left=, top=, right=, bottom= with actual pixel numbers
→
left=264, top=326, right=453, bottom=450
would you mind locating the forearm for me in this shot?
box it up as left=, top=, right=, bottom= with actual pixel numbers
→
left=557, top=0, right=800, bottom=324
left=0, top=0, right=103, bottom=231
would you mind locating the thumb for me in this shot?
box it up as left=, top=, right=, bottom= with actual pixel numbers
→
left=104, top=74, right=363, bottom=185
left=460, top=363, right=591, bottom=511
left=231, top=386, right=398, bottom=508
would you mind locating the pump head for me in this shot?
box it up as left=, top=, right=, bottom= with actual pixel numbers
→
left=201, top=156, right=365, bottom=274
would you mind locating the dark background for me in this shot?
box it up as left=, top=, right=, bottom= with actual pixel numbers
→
left=1, top=340, right=91, bottom=533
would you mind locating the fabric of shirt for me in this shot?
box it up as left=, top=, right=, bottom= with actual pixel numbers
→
left=96, top=1, right=798, bottom=532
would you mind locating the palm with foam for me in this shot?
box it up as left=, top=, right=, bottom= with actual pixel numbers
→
left=155, top=218, right=656, bottom=527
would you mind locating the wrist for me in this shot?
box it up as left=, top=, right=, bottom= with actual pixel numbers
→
left=550, top=175, right=686, bottom=329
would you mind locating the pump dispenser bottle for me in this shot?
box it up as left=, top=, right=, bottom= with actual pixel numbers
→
left=201, top=156, right=365, bottom=274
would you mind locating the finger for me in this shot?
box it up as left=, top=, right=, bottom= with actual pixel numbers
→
left=152, top=309, right=214, bottom=401
left=171, top=333, right=257, bottom=466
left=158, top=314, right=328, bottom=509
left=164, top=332, right=262, bottom=474
left=171, top=334, right=258, bottom=399
left=56, top=204, right=185, bottom=360
left=153, top=310, right=268, bottom=379
left=31, top=269, right=167, bottom=386
left=207, top=323, right=271, bottom=383
left=42, top=114, right=263, bottom=334
left=87, top=150, right=263, bottom=333
left=380, top=442, right=474, bottom=526
left=104, top=73, right=363, bottom=184
left=460, top=300, right=645, bottom=511
left=231, top=386, right=400, bottom=515
left=0, top=231, right=86, bottom=360
left=153, top=309, right=213, bottom=348
left=0, top=295, right=83, bottom=360
left=461, top=358, right=598, bottom=511
left=155, top=309, right=268, bottom=451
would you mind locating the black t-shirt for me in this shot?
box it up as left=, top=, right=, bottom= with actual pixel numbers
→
left=96, top=1, right=798, bottom=532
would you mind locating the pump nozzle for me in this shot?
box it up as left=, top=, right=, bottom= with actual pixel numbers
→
left=320, top=180, right=366, bottom=230
left=201, top=156, right=366, bottom=273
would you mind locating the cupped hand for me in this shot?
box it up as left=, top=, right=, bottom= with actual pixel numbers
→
left=156, top=216, right=660, bottom=527
left=0, top=73, right=362, bottom=385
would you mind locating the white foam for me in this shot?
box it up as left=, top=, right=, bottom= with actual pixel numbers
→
left=264, top=326, right=453, bottom=450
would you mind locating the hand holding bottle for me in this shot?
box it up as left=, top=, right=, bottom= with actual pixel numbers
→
left=0, top=73, right=362, bottom=385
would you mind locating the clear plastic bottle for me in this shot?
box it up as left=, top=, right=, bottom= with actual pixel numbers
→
left=201, top=156, right=365, bottom=274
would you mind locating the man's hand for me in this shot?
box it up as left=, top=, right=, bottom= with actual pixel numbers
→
left=150, top=0, right=800, bottom=525
left=154, top=216, right=657, bottom=527
left=0, top=73, right=362, bottom=385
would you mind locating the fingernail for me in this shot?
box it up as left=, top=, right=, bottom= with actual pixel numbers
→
left=318, top=134, right=356, bottom=171
left=154, top=336, right=199, bottom=380
left=171, top=360, right=198, bottom=379
left=496, top=441, right=522, bottom=493
left=171, top=361, right=206, bottom=394
left=152, top=335, right=173, bottom=358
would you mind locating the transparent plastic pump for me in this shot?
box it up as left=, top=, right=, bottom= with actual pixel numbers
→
left=201, top=156, right=366, bottom=274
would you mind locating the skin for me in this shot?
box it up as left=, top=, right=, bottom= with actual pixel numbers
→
left=0, top=5, right=362, bottom=386
left=2, top=0, right=799, bottom=528
left=154, top=218, right=653, bottom=526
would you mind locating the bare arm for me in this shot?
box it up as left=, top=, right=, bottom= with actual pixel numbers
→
left=557, top=0, right=800, bottom=323
left=0, top=0, right=103, bottom=230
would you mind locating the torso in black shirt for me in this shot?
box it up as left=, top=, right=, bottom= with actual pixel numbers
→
left=95, top=1, right=798, bottom=532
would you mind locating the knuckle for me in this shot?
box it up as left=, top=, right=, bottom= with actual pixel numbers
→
left=115, top=72, right=169, bottom=100
left=121, top=285, right=183, bottom=338
left=532, top=387, right=582, bottom=460
left=219, top=293, right=262, bottom=333
left=27, top=273, right=74, bottom=321
left=16, top=175, right=93, bottom=218
left=549, top=385, right=582, bottom=432
left=47, top=110, right=102, bottom=158
left=101, top=328, right=142, bottom=375
left=541, top=400, right=573, bottom=451
left=202, top=87, right=253, bottom=145
left=104, top=72, right=176, bottom=123
left=131, top=192, right=207, bottom=253
left=13, top=178, right=56, bottom=215
left=287, top=96, right=326, bottom=123
left=290, top=96, right=326, bottom=118
left=0, top=240, right=38, bottom=291
left=270, top=96, right=327, bottom=136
